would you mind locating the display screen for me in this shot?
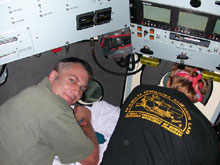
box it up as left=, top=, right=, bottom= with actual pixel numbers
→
left=178, top=12, right=208, bottom=31
left=213, top=19, right=220, bottom=35
left=143, top=5, right=171, bottom=24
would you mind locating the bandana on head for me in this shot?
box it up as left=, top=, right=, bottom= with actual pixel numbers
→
left=175, top=69, right=203, bottom=102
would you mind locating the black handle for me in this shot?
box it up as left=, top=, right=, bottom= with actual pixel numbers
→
left=140, top=47, right=153, bottom=55
left=177, top=54, right=189, bottom=60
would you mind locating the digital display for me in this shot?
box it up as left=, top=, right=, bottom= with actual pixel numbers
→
left=213, top=19, right=220, bottom=35
left=178, top=12, right=208, bottom=31
left=143, top=5, right=171, bottom=24
left=76, top=12, right=94, bottom=30
left=95, top=8, right=112, bottom=25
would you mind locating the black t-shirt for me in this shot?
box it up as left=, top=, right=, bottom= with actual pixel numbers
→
left=101, top=85, right=220, bottom=165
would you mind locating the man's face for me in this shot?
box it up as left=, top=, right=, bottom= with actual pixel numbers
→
left=49, top=63, right=89, bottom=105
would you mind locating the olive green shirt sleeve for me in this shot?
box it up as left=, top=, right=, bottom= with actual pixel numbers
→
left=39, top=109, right=93, bottom=164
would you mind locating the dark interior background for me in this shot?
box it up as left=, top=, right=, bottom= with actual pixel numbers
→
left=0, top=41, right=127, bottom=107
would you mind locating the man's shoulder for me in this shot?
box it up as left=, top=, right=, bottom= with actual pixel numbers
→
left=19, top=77, right=53, bottom=98
left=17, top=83, right=49, bottom=100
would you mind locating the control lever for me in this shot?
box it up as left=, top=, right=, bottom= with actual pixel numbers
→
left=177, top=53, right=188, bottom=60
left=140, top=46, right=153, bottom=55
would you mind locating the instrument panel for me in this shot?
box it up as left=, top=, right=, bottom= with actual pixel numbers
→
left=0, top=0, right=130, bottom=65
left=130, top=0, right=220, bottom=72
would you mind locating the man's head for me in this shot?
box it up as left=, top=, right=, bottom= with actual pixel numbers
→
left=167, top=64, right=209, bottom=103
left=48, top=57, right=93, bottom=105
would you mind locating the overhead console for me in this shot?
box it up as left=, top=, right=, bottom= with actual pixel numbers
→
left=130, top=0, right=220, bottom=72
left=0, top=0, right=130, bottom=65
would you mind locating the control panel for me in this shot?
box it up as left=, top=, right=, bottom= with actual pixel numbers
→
left=0, top=0, right=130, bottom=65
left=130, top=0, right=220, bottom=72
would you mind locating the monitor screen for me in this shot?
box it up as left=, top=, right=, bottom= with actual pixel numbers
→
left=143, top=5, right=171, bottom=24
left=178, top=12, right=208, bottom=31
left=213, top=19, right=220, bottom=35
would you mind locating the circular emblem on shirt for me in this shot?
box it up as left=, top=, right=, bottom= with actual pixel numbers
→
left=125, top=90, right=192, bottom=137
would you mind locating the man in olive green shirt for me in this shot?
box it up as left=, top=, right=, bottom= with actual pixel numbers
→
left=0, top=57, right=99, bottom=165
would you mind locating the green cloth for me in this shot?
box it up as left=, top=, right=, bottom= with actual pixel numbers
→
left=0, top=77, right=93, bottom=165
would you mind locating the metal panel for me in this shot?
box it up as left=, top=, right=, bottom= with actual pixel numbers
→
left=0, top=0, right=130, bottom=64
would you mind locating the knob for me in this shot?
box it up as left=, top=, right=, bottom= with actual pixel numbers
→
left=190, top=0, right=201, bottom=8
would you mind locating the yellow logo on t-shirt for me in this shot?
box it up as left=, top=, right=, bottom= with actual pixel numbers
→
left=125, top=90, right=192, bottom=137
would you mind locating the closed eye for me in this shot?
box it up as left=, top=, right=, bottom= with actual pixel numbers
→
left=80, top=86, right=86, bottom=93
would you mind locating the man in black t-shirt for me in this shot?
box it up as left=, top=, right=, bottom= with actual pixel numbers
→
left=101, top=64, right=220, bottom=165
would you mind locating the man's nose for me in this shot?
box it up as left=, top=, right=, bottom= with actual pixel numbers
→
left=72, top=85, right=81, bottom=96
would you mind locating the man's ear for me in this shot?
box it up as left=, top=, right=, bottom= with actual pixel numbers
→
left=166, top=79, right=170, bottom=88
left=48, top=70, right=58, bottom=83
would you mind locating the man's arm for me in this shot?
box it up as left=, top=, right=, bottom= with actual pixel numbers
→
left=73, top=106, right=99, bottom=165
left=80, top=121, right=99, bottom=165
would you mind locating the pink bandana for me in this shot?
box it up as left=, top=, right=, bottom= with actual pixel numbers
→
left=175, top=69, right=203, bottom=102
